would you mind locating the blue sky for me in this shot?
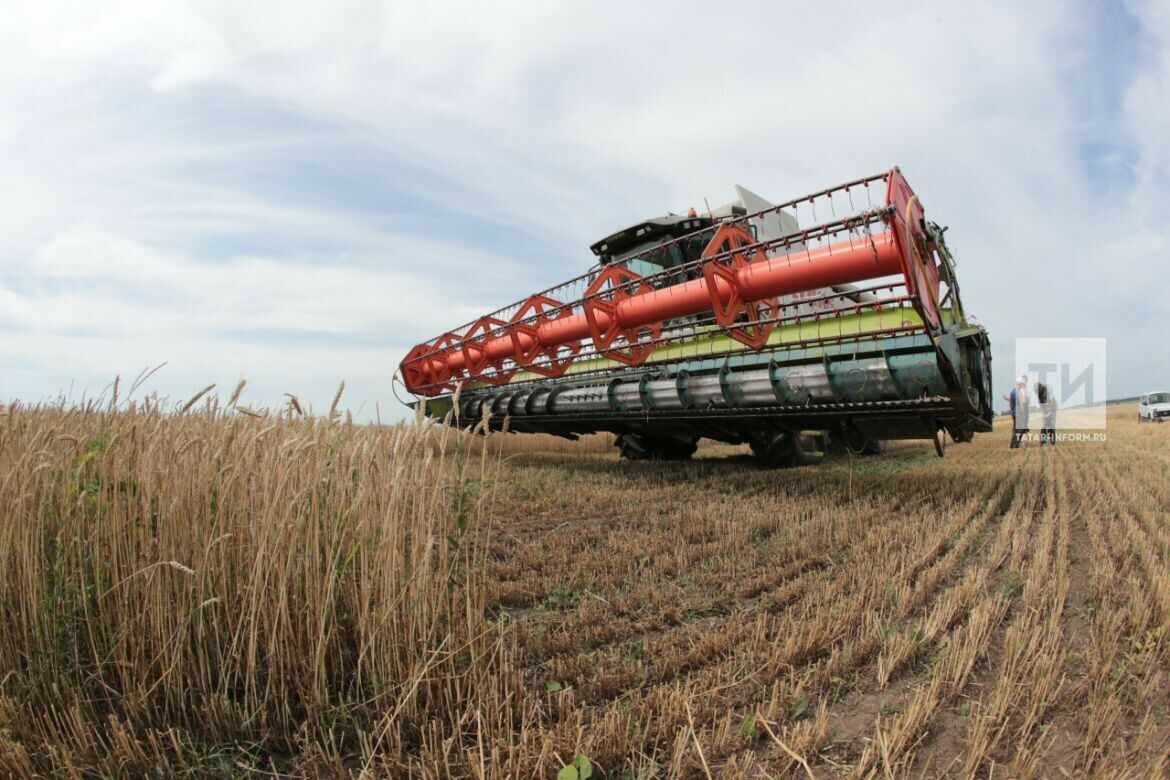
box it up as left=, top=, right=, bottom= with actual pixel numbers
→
left=2, top=0, right=1167, bottom=418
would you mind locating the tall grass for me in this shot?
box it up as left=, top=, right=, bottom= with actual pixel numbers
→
left=6, top=395, right=1168, bottom=776
left=0, top=396, right=537, bottom=776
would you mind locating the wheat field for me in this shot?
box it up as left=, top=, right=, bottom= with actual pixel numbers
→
left=1, top=395, right=1167, bottom=778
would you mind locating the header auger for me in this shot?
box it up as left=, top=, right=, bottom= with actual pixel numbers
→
left=398, top=168, right=993, bottom=465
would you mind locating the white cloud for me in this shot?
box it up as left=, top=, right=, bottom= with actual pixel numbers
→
left=1, top=0, right=1168, bottom=415
left=18, top=223, right=470, bottom=337
left=1, top=222, right=494, bottom=413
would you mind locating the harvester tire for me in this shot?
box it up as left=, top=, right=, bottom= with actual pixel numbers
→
left=751, top=432, right=824, bottom=468
left=615, top=433, right=697, bottom=462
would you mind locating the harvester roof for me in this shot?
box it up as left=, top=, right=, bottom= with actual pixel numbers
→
left=589, top=214, right=714, bottom=265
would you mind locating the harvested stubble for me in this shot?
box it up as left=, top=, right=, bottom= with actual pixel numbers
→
left=2, top=399, right=1169, bottom=778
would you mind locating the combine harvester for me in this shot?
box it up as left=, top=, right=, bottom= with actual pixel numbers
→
left=398, top=168, right=993, bottom=466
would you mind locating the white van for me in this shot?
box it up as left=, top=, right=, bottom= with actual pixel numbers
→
left=1139, top=391, right=1170, bottom=423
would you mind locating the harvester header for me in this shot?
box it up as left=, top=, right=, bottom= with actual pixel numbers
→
left=398, top=168, right=993, bottom=465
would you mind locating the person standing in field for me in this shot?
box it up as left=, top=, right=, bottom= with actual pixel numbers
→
left=1036, top=381, right=1057, bottom=447
left=1004, top=374, right=1030, bottom=448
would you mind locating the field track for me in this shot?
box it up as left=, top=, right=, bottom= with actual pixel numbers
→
left=481, top=406, right=1170, bottom=777
left=1, top=400, right=1167, bottom=777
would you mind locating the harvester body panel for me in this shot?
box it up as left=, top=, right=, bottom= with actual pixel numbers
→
left=399, top=168, right=993, bottom=460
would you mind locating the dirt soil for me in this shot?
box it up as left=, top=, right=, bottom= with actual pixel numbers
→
left=479, top=405, right=1170, bottom=777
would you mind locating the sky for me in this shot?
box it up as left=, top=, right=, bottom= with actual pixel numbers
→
left=1, top=0, right=1167, bottom=419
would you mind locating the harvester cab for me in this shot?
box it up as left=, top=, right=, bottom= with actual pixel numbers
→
left=398, top=168, right=994, bottom=466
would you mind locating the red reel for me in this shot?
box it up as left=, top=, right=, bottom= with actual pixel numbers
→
left=509, top=294, right=579, bottom=377
left=460, top=317, right=517, bottom=386
left=701, top=224, right=777, bottom=350
left=583, top=265, right=661, bottom=366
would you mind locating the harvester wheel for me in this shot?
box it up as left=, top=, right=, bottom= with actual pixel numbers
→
left=839, top=428, right=886, bottom=456
left=950, top=425, right=974, bottom=444
left=751, top=432, right=825, bottom=468
left=615, top=433, right=697, bottom=462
